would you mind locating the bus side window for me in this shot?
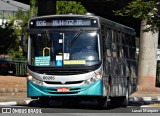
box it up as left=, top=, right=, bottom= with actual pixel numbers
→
left=129, top=48, right=136, bottom=60
left=116, top=31, right=121, bottom=44
left=117, top=45, right=122, bottom=58
left=101, top=24, right=105, bottom=35
left=106, top=49, right=111, bottom=57
left=101, top=25, right=112, bottom=53
left=101, top=24, right=107, bottom=49
left=129, top=35, right=136, bottom=47
left=101, top=25, right=113, bottom=58
left=107, top=29, right=112, bottom=44
left=112, top=30, right=116, bottom=43
left=112, top=43, right=117, bottom=57
left=122, top=46, right=129, bottom=58
left=122, top=33, right=128, bottom=45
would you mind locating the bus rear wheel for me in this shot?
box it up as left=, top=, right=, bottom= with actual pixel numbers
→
left=121, top=89, right=129, bottom=107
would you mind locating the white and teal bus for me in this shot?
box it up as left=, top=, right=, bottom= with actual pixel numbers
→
left=27, top=14, right=137, bottom=108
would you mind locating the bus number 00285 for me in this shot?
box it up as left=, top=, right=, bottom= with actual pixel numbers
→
left=43, top=76, right=55, bottom=80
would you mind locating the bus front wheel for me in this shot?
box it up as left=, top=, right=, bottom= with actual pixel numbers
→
left=39, top=97, right=50, bottom=108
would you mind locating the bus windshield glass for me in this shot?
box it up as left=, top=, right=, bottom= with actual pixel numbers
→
left=29, top=31, right=100, bottom=67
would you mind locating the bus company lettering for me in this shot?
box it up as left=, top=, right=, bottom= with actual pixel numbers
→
left=43, top=75, right=55, bottom=80
left=36, top=20, right=46, bottom=27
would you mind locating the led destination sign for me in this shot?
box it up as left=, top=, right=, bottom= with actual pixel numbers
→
left=29, top=17, right=98, bottom=28
left=35, top=20, right=90, bottom=27
left=52, top=20, right=90, bottom=26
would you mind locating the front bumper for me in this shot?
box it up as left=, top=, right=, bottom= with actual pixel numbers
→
left=27, top=80, right=103, bottom=97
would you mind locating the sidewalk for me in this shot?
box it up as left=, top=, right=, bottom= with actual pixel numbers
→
left=129, top=85, right=160, bottom=107
left=130, top=85, right=160, bottom=97
left=0, top=76, right=31, bottom=105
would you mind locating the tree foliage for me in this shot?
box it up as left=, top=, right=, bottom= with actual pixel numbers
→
left=113, top=0, right=160, bottom=32
left=0, top=23, right=17, bottom=55
left=56, top=1, right=87, bottom=14
left=6, top=0, right=38, bottom=58
left=12, top=0, right=37, bottom=35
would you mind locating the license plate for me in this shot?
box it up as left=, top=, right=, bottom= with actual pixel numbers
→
left=57, top=88, right=70, bottom=92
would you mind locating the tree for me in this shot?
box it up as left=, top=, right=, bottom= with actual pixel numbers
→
left=0, top=23, right=17, bottom=56
left=7, top=0, right=38, bottom=58
left=56, top=1, right=87, bottom=14
left=114, top=0, right=160, bottom=87
left=113, top=0, right=160, bottom=32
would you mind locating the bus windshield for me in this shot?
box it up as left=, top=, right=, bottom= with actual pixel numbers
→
left=29, top=30, right=100, bottom=67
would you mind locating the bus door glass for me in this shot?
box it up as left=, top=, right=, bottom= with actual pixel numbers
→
left=50, top=33, right=63, bottom=66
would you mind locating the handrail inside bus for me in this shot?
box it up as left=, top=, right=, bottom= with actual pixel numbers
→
left=43, top=47, right=50, bottom=56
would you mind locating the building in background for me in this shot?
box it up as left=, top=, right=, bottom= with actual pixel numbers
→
left=0, top=0, right=30, bottom=26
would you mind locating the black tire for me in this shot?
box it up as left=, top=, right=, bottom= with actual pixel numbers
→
left=39, top=97, right=50, bottom=108
left=63, top=99, right=80, bottom=107
left=121, top=89, right=129, bottom=107
left=110, top=97, right=119, bottom=108
left=97, top=97, right=108, bottom=109
left=110, top=89, right=129, bottom=107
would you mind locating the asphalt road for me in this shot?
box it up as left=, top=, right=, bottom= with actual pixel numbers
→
left=22, top=100, right=159, bottom=113
left=0, top=102, right=140, bottom=113
left=1, top=100, right=160, bottom=115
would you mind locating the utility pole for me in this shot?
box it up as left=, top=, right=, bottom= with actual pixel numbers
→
left=38, top=0, right=56, bottom=16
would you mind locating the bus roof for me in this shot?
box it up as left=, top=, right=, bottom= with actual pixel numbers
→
left=98, top=16, right=135, bottom=35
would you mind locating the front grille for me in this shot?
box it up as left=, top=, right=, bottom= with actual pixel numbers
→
left=48, top=92, right=79, bottom=94
left=66, top=81, right=83, bottom=84
left=44, top=80, right=83, bottom=85
left=46, top=88, right=81, bottom=94
left=44, top=81, right=62, bottom=84
left=47, top=88, right=80, bottom=91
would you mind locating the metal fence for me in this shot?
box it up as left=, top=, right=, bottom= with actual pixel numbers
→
left=14, top=61, right=27, bottom=77
left=8, top=58, right=27, bottom=77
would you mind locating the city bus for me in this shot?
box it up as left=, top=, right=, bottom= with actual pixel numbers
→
left=26, top=13, right=137, bottom=108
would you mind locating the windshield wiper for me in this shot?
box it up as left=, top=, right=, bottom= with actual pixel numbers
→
left=42, top=30, right=50, bottom=41
left=67, top=29, right=83, bottom=48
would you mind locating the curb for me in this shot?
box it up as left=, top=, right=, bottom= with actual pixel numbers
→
left=129, top=96, right=160, bottom=102
left=0, top=100, right=31, bottom=106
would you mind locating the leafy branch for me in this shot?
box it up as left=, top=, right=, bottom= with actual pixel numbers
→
left=113, top=0, right=160, bottom=32
left=56, top=1, right=87, bottom=14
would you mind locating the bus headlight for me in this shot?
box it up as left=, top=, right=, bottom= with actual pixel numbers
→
left=27, top=75, right=43, bottom=86
left=95, top=72, right=101, bottom=80
left=83, top=72, right=102, bottom=85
